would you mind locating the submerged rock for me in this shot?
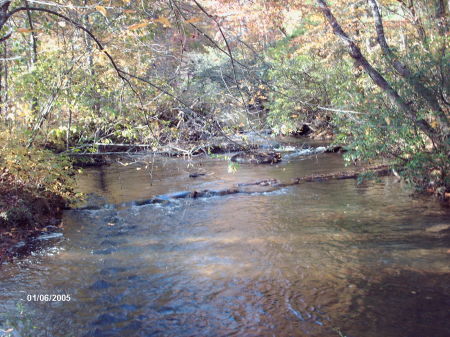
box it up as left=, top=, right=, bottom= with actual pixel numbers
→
left=293, top=124, right=314, bottom=136
left=230, top=151, right=281, bottom=164
left=325, top=145, right=347, bottom=153
left=90, top=280, right=113, bottom=290
left=189, top=172, right=206, bottom=178
left=166, top=191, right=192, bottom=199
left=92, top=248, right=116, bottom=255
left=93, top=313, right=125, bottom=325
left=425, top=224, right=450, bottom=233
left=35, top=232, right=63, bottom=241
left=283, top=147, right=327, bottom=159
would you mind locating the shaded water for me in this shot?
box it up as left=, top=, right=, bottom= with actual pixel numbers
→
left=1, top=152, right=449, bottom=337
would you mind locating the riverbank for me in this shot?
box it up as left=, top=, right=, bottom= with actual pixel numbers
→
left=0, top=171, right=67, bottom=264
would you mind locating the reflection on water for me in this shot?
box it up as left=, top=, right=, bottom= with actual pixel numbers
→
left=1, top=153, right=449, bottom=337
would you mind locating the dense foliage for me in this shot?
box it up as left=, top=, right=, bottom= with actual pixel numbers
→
left=0, top=131, right=77, bottom=233
left=0, top=0, right=448, bottom=198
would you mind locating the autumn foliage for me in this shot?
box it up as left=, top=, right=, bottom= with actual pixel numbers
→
left=0, top=0, right=448, bottom=198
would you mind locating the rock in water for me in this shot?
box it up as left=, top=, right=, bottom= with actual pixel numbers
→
left=325, top=145, right=347, bottom=153
left=230, top=152, right=281, bottom=164
left=425, top=224, right=450, bottom=233
left=189, top=172, right=206, bottom=178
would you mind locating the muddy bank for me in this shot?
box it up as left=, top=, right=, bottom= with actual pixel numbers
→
left=0, top=173, right=66, bottom=264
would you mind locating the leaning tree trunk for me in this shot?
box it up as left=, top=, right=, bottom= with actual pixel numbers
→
left=315, top=0, right=445, bottom=149
left=367, top=0, right=449, bottom=134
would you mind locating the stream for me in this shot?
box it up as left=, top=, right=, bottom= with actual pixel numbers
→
left=1, top=149, right=449, bottom=337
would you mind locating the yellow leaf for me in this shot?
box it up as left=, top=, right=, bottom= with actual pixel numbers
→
left=17, top=28, right=34, bottom=33
left=96, top=5, right=107, bottom=17
left=124, top=9, right=136, bottom=14
left=128, top=21, right=149, bottom=31
left=122, top=0, right=131, bottom=3
left=186, top=17, right=201, bottom=24
left=154, top=16, right=171, bottom=28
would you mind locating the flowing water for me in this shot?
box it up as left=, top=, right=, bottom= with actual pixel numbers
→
left=1, top=150, right=449, bottom=337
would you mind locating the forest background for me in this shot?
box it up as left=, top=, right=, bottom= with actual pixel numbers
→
left=0, top=0, right=448, bottom=221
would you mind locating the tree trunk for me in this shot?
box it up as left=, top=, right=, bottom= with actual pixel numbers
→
left=436, top=0, right=449, bottom=110
left=2, top=40, right=7, bottom=116
left=83, top=0, right=100, bottom=116
left=436, top=0, right=448, bottom=36
left=0, top=43, right=3, bottom=115
left=66, top=108, right=72, bottom=151
left=408, top=0, right=428, bottom=46
left=25, top=1, right=37, bottom=64
left=367, top=0, right=449, bottom=133
left=315, top=0, right=444, bottom=148
left=25, top=0, right=39, bottom=116
left=0, top=1, right=10, bottom=31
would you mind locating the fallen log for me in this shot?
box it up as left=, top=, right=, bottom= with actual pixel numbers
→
left=238, top=179, right=279, bottom=187
left=291, top=165, right=390, bottom=183
left=102, top=164, right=392, bottom=210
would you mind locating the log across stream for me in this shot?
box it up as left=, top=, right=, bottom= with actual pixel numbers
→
left=81, top=164, right=391, bottom=210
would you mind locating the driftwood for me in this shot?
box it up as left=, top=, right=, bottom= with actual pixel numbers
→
left=64, top=142, right=254, bottom=159
left=238, top=179, right=279, bottom=187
